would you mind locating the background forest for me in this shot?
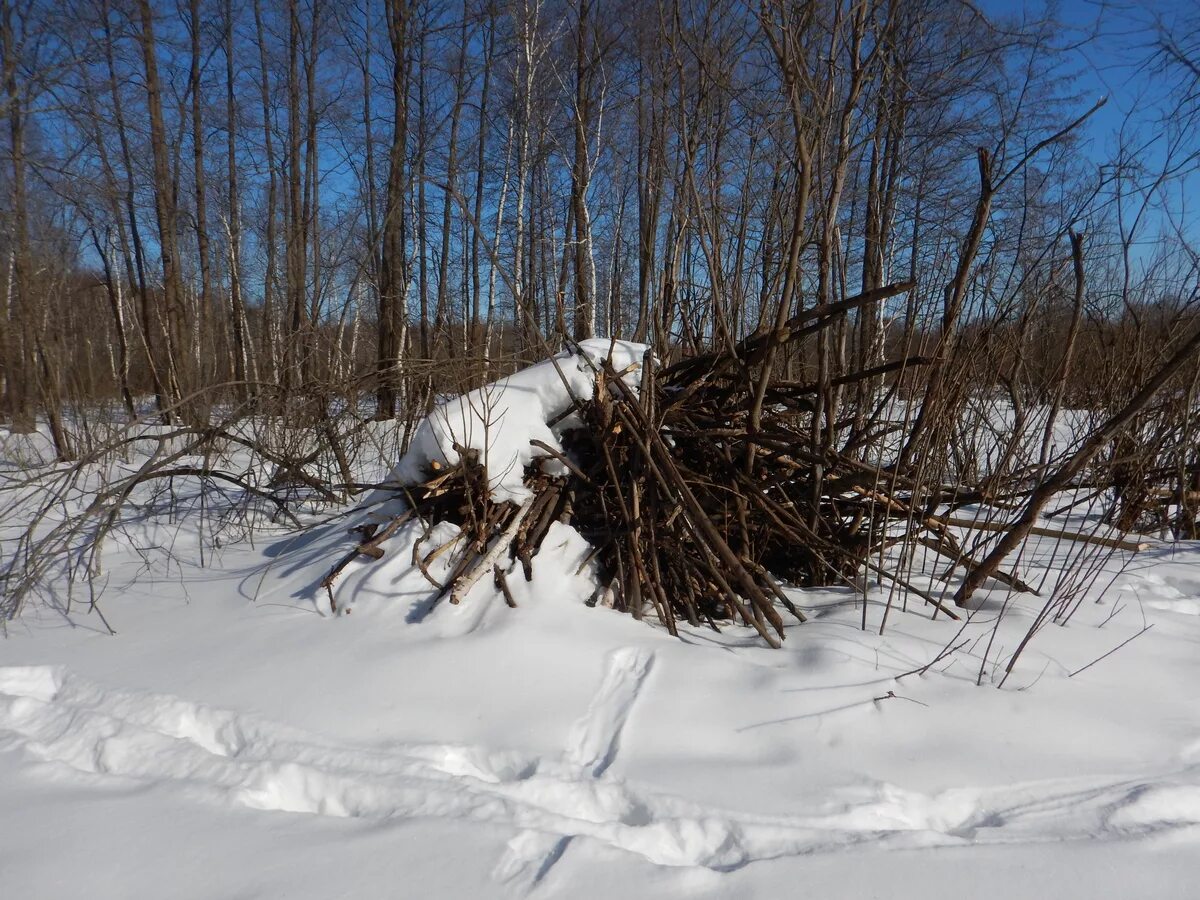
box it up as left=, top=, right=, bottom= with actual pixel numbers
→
left=1, top=0, right=1198, bottom=476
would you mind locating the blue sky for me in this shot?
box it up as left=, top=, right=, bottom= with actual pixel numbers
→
left=978, top=0, right=1200, bottom=244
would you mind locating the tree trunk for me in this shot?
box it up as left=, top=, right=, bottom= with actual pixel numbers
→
left=377, top=0, right=410, bottom=418
left=136, top=0, right=188, bottom=415
left=1, top=0, right=34, bottom=432
left=189, top=0, right=214, bottom=385
left=253, top=0, right=280, bottom=388
left=225, top=0, right=251, bottom=400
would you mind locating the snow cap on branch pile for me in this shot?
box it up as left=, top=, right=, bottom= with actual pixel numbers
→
left=389, top=339, right=648, bottom=504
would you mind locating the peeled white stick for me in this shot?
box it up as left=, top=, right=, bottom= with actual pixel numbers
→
left=449, top=497, right=535, bottom=605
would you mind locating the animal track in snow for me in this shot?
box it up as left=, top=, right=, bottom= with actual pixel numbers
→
left=494, top=646, right=654, bottom=891
left=1, top=662, right=1198, bottom=886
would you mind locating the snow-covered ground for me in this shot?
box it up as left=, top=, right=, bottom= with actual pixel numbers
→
left=2, top=499, right=1199, bottom=897
left=2, top=363, right=1199, bottom=897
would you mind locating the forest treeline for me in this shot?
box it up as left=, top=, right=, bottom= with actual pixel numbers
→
left=1, top=0, right=1199, bottom=463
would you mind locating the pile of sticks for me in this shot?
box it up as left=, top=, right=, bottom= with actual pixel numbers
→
left=322, top=281, right=1166, bottom=645
left=319, top=286, right=925, bottom=646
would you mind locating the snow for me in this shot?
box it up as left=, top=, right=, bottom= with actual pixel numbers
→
left=384, top=338, right=646, bottom=504
left=3, top=397, right=1200, bottom=898
left=3, top=512, right=1200, bottom=896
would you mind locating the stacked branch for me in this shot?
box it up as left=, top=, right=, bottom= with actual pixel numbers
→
left=322, top=286, right=989, bottom=644
left=322, top=286, right=1200, bottom=645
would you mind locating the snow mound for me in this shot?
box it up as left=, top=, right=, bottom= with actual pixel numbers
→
left=387, top=339, right=647, bottom=505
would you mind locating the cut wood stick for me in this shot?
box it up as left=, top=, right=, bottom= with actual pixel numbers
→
left=419, top=465, right=464, bottom=492
left=516, top=482, right=563, bottom=579
left=915, top=536, right=1040, bottom=595
left=493, top=565, right=518, bottom=608
left=1149, top=488, right=1200, bottom=502
left=321, top=509, right=416, bottom=606
left=450, top=498, right=534, bottom=605
left=848, top=485, right=1150, bottom=552
left=933, top=516, right=1150, bottom=552
left=530, top=439, right=595, bottom=486
left=421, top=531, right=464, bottom=571
left=745, top=558, right=807, bottom=623
left=861, top=557, right=961, bottom=621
